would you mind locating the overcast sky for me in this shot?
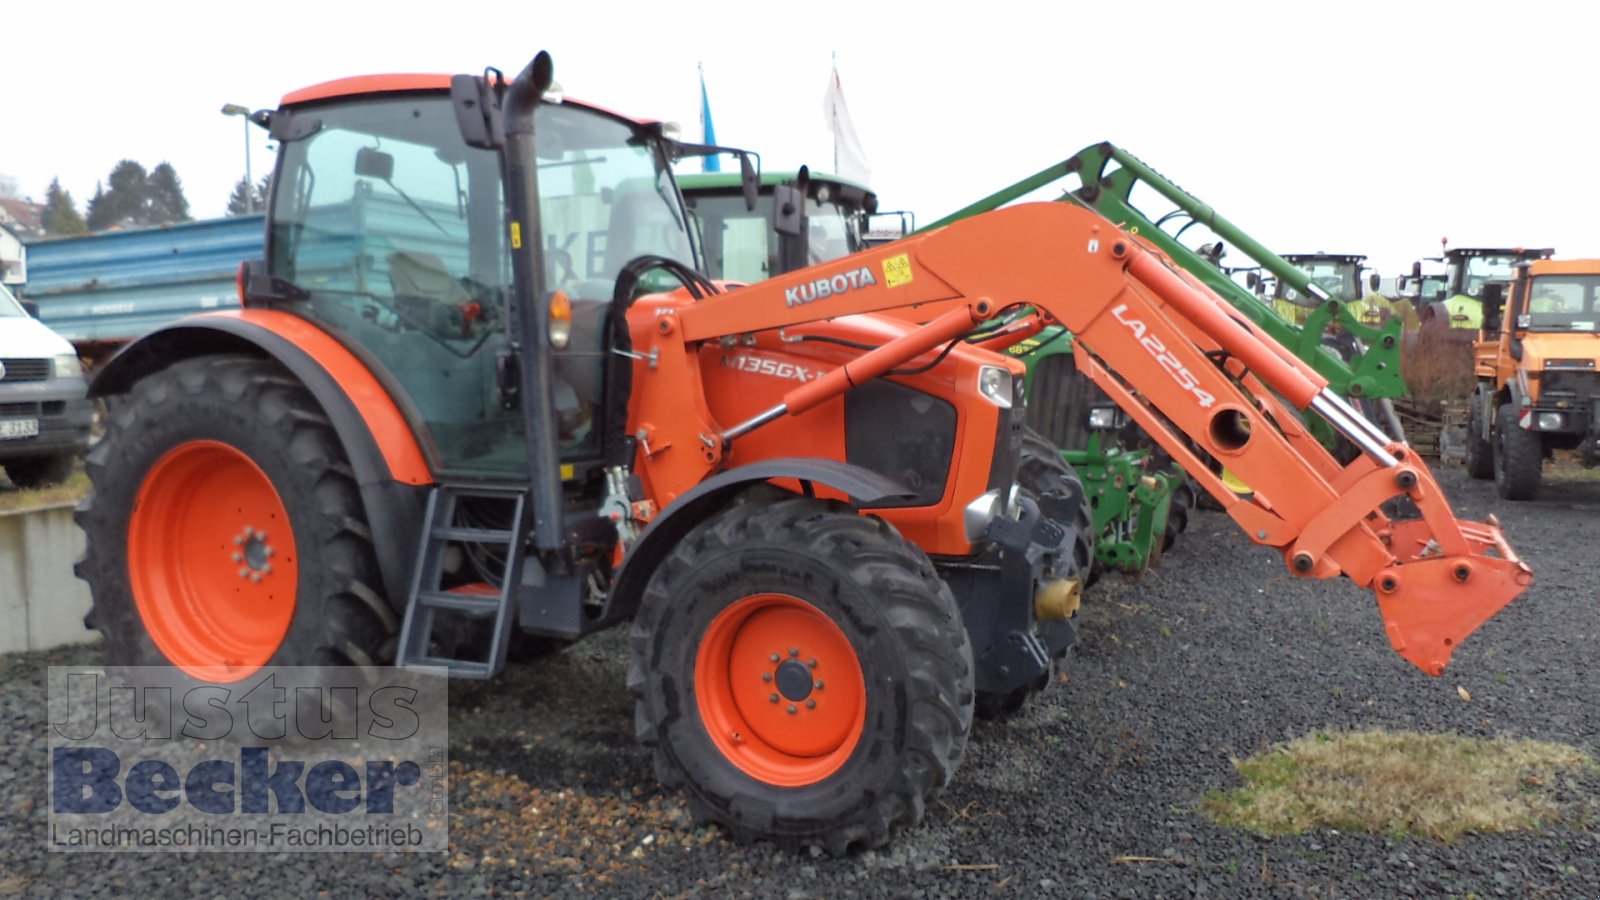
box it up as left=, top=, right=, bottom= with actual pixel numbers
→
left=6, top=1, right=1593, bottom=276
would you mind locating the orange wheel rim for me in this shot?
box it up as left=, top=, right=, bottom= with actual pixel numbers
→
left=695, top=593, right=867, bottom=787
left=128, top=440, right=299, bottom=681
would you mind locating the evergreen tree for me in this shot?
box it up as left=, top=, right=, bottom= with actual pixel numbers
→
left=40, top=178, right=88, bottom=236
left=226, top=177, right=253, bottom=215
left=87, top=160, right=149, bottom=230
left=227, top=175, right=272, bottom=215
left=147, top=162, right=191, bottom=224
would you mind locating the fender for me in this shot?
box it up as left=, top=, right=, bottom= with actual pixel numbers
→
left=90, top=310, right=434, bottom=610
left=603, top=458, right=915, bottom=622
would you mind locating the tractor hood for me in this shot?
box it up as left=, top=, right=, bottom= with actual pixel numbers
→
left=1524, top=333, right=1600, bottom=369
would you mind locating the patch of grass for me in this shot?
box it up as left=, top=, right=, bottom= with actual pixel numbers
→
left=0, top=471, right=91, bottom=513
left=1201, top=729, right=1592, bottom=841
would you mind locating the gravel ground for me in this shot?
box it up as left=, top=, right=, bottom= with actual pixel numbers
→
left=1, top=465, right=1596, bottom=897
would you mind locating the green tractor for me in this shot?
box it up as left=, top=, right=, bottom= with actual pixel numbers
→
left=678, top=168, right=1188, bottom=578
left=1268, top=253, right=1384, bottom=326
left=1398, top=257, right=1450, bottom=316
left=1437, top=246, right=1555, bottom=330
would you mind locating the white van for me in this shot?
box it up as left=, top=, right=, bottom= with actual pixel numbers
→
left=0, top=282, right=92, bottom=487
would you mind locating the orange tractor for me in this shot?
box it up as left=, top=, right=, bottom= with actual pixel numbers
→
left=78, top=54, right=1530, bottom=853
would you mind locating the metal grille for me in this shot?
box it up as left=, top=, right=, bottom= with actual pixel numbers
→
left=0, top=359, right=50, bottom=383
left=1541, top=370, right=1600, bottom=400
left=0, top=402, right=41, bottom=416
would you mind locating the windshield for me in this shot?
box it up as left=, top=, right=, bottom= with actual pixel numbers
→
left=1526, top=275, right=1600, bottom=332
left=1281, top=260, right=1358, bottom=303
left=1454, top=255, right=1521, bottom=298
left=686, top=191, right=862, bottom=282
left=266, top=92, right=694, bottom=473
left=0, top=283, right=25, bottom=318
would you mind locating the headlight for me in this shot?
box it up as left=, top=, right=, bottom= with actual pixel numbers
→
left=54, top=354, right=82, bottom=379
left=977, top=366, right=1013, bottom=409
left=1536, top=412, right=1565, bottom=431
left=964, top=489, right=1004, bottom=542
left=1087, top=404, right=1124, bottom=431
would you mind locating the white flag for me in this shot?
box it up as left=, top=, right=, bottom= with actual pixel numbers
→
left=823, top=63, right=871, bottom=184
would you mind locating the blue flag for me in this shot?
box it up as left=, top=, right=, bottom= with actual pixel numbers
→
left=700, top=66, right=720, bottom=172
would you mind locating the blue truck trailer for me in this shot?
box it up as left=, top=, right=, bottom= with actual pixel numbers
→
left=19, top=214, right=262, bottom=365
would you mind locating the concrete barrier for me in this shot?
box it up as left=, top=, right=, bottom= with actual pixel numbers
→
left=0, top=502, right=98, bottom=652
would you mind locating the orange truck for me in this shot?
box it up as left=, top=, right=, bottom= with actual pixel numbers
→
left=75, top=53, right=1530, bottom=853
left=1465, top=258, right=1600, bottom=498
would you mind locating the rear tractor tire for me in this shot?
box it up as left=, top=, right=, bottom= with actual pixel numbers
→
left=629, top=494, right=973, bottom=854
left=76, top=354, right=395, bottom=682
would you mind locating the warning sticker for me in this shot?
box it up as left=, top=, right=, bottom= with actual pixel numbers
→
left=882, top=253, right=913, bottom=288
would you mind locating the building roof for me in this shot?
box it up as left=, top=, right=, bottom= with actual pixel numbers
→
left=0, top=198, right=43, bottom=234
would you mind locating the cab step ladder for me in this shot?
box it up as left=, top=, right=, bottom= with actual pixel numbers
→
left=396, top=485, right=528, bottom=679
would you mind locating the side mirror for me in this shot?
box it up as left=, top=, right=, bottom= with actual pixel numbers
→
left=452, top=73, right=505, bottom=150
left=355, top=146, right=395, bottom=180
left=772, top=184, right=804, bottom=237
left=1411, top=261, right=1423, bottom=277
left=1245, top=271, right=1260, bottom=290
left=1368, top=272, right=1381, bottom=292
left=740, top=153, right=759, bottom=212
left=1481, top=281, right=1505, bottom=333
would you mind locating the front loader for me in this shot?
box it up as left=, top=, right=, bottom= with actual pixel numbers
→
left=78, top=55, right=1530, bottom=855
left=680, top=167, right=1187, bottom=579
left=925, top=142, right=1414, bottom=451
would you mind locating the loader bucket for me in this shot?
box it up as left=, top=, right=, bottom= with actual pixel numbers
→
left=1373, top=516, right=1532, bottom=676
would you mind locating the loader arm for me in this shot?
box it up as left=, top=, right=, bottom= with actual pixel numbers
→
left=923, top=142, right=1409, bottom=405
left=630, top=202, right=1529, bottom=676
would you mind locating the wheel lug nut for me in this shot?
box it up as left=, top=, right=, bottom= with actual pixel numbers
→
left=233, top=536, right=244, bottom=546
left=242, top=526, right=254, bottom=537
left=786, top=705, right=797, bottom=715
left=250, top=572, right=263, bottom=584
left=762, top=672, right=772, bottom=682
left=769, top=694, right=779, bottom=704
left=238, top=568, right=249, bottom=578
left=769, top=653, right=780, bottom=663
left=815, top=680, right=824, bottom=690
left=808, top=658, right=818, bottom=668
left=232, top=552, right=243, bottom=563
left=806, top=700, right=816, bottom=710
left=788, top=647, right=799, bottom=657
left=256, top=531, right=267, bottom=542
left=261, top=564, right=272, bottom=575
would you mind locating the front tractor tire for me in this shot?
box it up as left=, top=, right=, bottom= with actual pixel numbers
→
left=629, top=495, right=974, bottom=854
left=76, top=355, right=395, bottom=681
left=1492, top=403, right=1543, bottom=501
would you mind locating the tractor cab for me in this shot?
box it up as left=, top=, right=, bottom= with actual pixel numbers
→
left=1274, top=253, right=1381, bottom=327
left=1441, top=247, right=1554, bottom=330
left=251, top=75, right=697, bottom=480
left=1398, top=258, right=1449, bottom=316
left=678, top=168, right=876, bottom=281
